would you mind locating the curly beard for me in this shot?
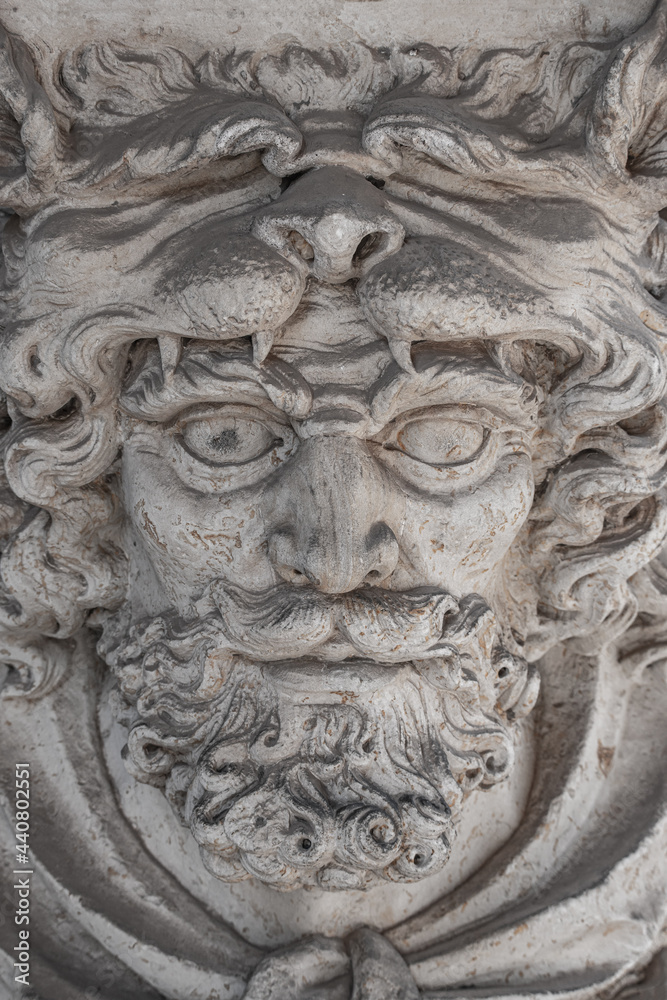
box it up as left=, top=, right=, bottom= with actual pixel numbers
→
left=98, top=583, right=539, bottom=891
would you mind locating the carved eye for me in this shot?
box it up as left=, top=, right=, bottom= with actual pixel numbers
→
left=396, top=417, right=485, bottom=466
left=169, top=405, right=297, bottom=492
left=181, top=414, right=279, bottom=466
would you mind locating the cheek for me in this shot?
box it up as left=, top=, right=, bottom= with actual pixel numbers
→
left=400, top=454, right=534, bottom=594
left=122, top=447, right=274, bottom=608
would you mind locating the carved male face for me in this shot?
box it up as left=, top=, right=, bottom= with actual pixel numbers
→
left=109, top=327, right=535, bottom=890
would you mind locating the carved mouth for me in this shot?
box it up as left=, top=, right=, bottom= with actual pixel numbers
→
left=209, top=581, right=495, bottom=664
left=261, top=655, right=412, bottom=695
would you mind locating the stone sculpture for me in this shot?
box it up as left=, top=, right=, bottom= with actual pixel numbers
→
left=1, top=2, right=666, bottom=997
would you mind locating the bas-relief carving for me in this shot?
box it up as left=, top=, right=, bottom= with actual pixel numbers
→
left=0, top=2, right=667, bottom=997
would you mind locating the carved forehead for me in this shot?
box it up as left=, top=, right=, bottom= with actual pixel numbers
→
left=270, top=285, right=534, bottom=422
left=121, top=312, right=535, bottom=436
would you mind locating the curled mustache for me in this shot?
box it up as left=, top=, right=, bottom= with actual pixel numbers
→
left=206, top=581, right=492, bottom=662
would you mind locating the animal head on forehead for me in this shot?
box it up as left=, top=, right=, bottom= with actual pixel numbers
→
left=1, top=14, right=667, bottom=696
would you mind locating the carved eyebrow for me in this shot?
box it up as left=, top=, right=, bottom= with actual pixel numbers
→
left=368, top=346, right=538, bottom=431
left=120, top=338, right=536, bottom=440
left=119, top=341, right=313, bottom=422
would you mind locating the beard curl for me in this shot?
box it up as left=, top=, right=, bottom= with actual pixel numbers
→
left=99, top=583, right=539, bottom=890
left=184, top=702, right=459, bottom=891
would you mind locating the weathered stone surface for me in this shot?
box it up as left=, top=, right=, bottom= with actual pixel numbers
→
left=0, top=1, right=666, bottom=997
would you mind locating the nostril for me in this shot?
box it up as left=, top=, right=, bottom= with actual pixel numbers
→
left=287, top=230, right=315, bottom=260
left=269, top=532, right=319, bottom=586
left=275, top=562, right=320, bottom=587
left=363, top=521, right=399, bottom=584
left=280, top=565, right=308, bottom=584
left=353, top=231, right=385, bottom=264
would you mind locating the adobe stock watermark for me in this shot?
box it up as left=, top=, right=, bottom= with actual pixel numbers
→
left=12, top=763, right=31, bottom=987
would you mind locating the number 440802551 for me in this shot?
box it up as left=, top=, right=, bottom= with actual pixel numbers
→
left=15, top=764, right=30, bottom=865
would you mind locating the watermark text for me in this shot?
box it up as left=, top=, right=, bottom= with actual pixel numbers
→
left=13, top=763, right=31, bottom=987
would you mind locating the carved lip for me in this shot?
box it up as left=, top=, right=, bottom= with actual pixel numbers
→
left=263, top=656, right=415, bottom=696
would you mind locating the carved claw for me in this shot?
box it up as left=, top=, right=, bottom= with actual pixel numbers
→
left=252, top=330, right=275, bottom=366
left=158, top=335, right=182, bottom=379
left=387, top=337, right=415, bottom=373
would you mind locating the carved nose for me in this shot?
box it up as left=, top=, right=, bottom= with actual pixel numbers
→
left=267, top=437, right=400, bottom=593
left=252, top=166, right=404, bottom=284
